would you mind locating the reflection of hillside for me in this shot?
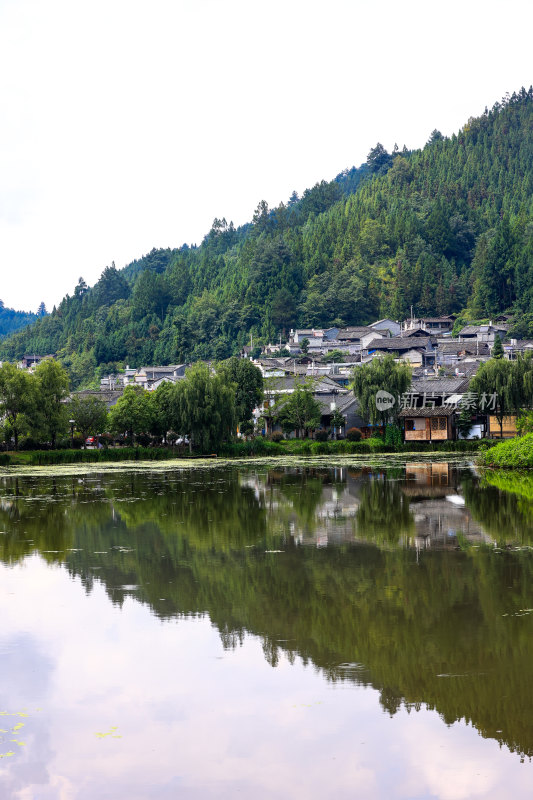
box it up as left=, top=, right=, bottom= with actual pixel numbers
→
left=2, top=466, right=533, bottom=758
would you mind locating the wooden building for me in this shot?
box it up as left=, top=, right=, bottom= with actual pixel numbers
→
left=399, top=406, right=456, bottom=442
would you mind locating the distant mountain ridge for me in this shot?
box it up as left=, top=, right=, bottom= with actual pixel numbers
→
left=0, top=300, right=45, bottom=340
left=1, top=86, right=532, bottom=386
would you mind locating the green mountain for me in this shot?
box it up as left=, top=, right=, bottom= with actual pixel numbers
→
left=0, top=300, right=44, bottom=340
left=1, top=87, right=532, bottom=386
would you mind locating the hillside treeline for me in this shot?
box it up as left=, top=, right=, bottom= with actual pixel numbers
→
left=1, top=88, right=532, bottom=386
left=0, top=299, right=44, bottom=338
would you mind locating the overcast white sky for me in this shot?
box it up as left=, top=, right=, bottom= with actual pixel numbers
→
left=0, top=0, right=531, bottom=312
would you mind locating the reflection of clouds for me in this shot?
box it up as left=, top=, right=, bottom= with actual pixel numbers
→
left=394, top=709, right=531, bottom=800
left=1, top=555, right=532, bottom=799
left=0, top=633, right=54, bottom=797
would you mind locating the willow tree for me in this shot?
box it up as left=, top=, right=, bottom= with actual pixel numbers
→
left=350, top=355, right=411, bottom=431
left=0, top=362, right=35, bottom=449
left=173, top=362, right=235, bottom=452
left=33, top=358, right=70, bottom=448
left=470, top=358, right=518, bottom=438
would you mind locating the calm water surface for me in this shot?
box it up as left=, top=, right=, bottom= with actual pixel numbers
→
left=1, top=459, right=533, bottom=799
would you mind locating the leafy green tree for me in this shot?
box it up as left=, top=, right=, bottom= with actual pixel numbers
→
left=366, top=142, right=393, bottom=174
left=94, top=263, right=131, bottom=305
left=470, top=359, right=518, bottom=438
left=68, top=394, right=108, bottom=446
left=0, top=363, right=35, bottom=449
left=217, top=357, right=263, bottom=427
left=456, top=404, right=474, bottom=439
left=173, top=363, right=235, bottom=452
left=323, top=350, right=345, bottom=363
left=33, top=359, right=70, bottom=448
left=149, top=381, right=176, bottom=440
left=492, top=334, right=504, bottom=359
left=300, top=337, right=310, bottom=354
left=351, top=355, right=411, bottom=430
left=331, top=407, right=345, bottom=439
left=271, top=288, right=296, bottom=332
left=276, top=382, right=321, bottom=438
left=108, top=385, right=152, bottom=443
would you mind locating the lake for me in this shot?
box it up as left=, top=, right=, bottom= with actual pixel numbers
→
left=1, top=458, right=533, bottom=799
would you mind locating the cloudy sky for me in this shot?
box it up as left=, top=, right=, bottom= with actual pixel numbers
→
left=0, top=0, right=531, bottom=312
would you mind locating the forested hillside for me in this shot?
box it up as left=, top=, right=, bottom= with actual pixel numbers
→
left=0, top=300, right=44, bottom=339
left=1, top=87, right=532, bottom=386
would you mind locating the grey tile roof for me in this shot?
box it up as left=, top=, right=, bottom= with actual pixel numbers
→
left=367, top=337, right=431, bottom=351
left=399, top=406, right=456, bottom=418
left=410, top=377, right=471, bottom=394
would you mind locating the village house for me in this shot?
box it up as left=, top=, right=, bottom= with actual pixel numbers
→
left=18, top=354, right=56, bottom=370
left=369, top=318, right=400, bottom=337
left=436, top=341, right=491, bottom=365
left=399, top=406, right=457, bottom=442
left=258, top=375, right=361, bottom=437
left=456, top=322, right=508, bottom=344
left=398, top=376, right=478, bottom=442
left=364, top=337, right=435, bottom=368
left=402, top=316, right=456, bottom=336
left=488, top=415, right=518, bottom=438
left=106, top=365, right=188, bottom=391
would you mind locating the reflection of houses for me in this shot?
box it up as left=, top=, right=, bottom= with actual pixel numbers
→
left=409, top=498, right=490, bottom=549
left=403, top=462, right=455, bottom=494
left=402, top=463, right=490, bottom=548
left=251, top=463, right=494, bottom=551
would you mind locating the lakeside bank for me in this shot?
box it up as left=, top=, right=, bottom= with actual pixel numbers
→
left=0, top=438, right=492, bottom=467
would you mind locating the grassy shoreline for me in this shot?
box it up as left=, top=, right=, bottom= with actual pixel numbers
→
left=0, top=438, right=491, bottom=468
left=477, top=433, right=533, bottom=469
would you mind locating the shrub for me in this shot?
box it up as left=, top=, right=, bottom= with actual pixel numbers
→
left=346, top=427, right=362, bottom=442
left=239, top=420, right=255, bottom=437
left=314, top=429, right=329, bottom=442
left=270, top=431, right=284, bottom=443
left=311, top=441, right=329, bottom=454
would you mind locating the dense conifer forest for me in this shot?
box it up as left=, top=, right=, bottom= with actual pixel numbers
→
left=1, top=87, right=532, bottom=386
left=0, top=300, right=44, bottom=339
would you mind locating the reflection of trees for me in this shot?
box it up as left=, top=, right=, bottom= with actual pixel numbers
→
left=2, top=467, right=533, bottom=757
left=463, top=471, right=533, bottom=544
left=272, top=468, right=332, bottom=530
left=356, top=478, right=415, bottom=544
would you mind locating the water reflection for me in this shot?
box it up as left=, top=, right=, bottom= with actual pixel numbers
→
left=1, top=461, right=533, bottom=795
